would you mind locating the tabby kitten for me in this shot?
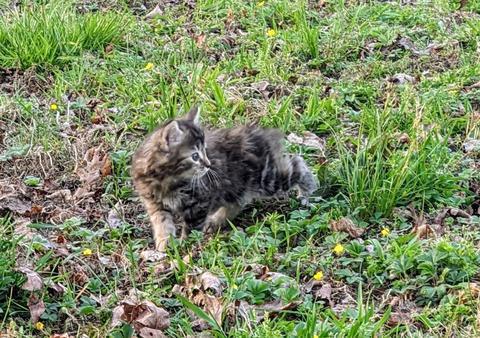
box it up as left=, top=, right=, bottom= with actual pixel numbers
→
left=131, top=107, right=318, bottom=252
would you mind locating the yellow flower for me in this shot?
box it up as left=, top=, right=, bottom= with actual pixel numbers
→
left=266, top=28, right=276, bottom=37
left=313, top=271, right=324, bottom=281
left=381, top=228, right=390, bottom=237
left=144, top=62, right=154, bottom=71
left=232, top=284, right=238, bottom=289
left=314, top=335, right=319, bottom=338
left=50, top=103, right=58, bottom=111
left=257, top=1, right=265, bottom=7
left=82, top=248, right=93, bottom=256
left=35, top=322, right=44, bottom=330
left=333, top=243, right=345, bottom=256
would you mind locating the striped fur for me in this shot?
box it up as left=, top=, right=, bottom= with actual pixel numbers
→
left=131, top=107, right=318, bottom=251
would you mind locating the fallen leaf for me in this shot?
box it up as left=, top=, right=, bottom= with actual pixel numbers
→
left=434, top=207, right=471, bottom=225
left=225, top=9, right=234, bottom=30
left=316, top=283, right=332, bottom=302
left=28, top=294, right=45, bottom=323
left=140, top=250, right=167, bottom=262
left=46, top=189, right=72, bottom=201
left=194, top=34, right=207, bottom=49
left=14, top=217, right=35, bottom=240
left=200, top=271, right=223, bottom=297
left=107, top=203, right=123, bottom=228
left=387, top=310, right=413, bottom=326
left=104, top=44, right=114, bottom=54
left=397, top=132, right=410, bottom=144
left=0, top=193, right=31, bottom=214
left=407, top=206, right=439, bottom=239
left=50, top=334, right=72, bottom=338
left=112, top=299, right=170, bottom=335
left=173, top=270, right=225, bottom=326
left=145, top=5, right=163, bottom=19
left=389, top=73, right=416, bottom=84
left=18, top=267, right=43, bottom=291
left=75, top=146, right=110, bottom=187
left=397, top=37, right=429, bottom=56
left=237, top=299, right=300, bottom=323
left=329, top=217, right=364, bottom=238
left=139, top=328, right=167, bottom=338
left=287, top=132, right=325, bottom=153
left=71, top=265, right=89, bottom=286
left=463, top=139, right=480, bottom=153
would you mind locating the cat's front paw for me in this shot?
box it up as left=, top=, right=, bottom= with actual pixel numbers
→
left=202, top=220, right=221, bottom=235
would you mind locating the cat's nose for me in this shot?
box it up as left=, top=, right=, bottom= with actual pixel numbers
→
left=202, top=158, right=211, bottom=168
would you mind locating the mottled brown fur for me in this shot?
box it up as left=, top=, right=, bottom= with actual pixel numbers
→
left=131, top=107, right=317, bottom=251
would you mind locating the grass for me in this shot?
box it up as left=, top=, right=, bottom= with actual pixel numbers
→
left=0, top=1, right=129, bottom=69
left=0, top=0, right=479, bottom=337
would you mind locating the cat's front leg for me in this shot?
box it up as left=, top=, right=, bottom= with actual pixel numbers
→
left=148, top=208, right=177, bottom=252
left=203, top=205, right=240, bottom=234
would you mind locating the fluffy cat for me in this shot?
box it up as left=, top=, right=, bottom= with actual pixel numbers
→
left=131, top=107, right=318, bottom=252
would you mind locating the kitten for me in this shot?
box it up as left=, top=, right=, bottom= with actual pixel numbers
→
left=131, top=107, right=318, bottom=252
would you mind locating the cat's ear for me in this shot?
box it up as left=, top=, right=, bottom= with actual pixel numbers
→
left=184, top=106, right=200, bottom=126
left=162, top=121, right=184, bottom=149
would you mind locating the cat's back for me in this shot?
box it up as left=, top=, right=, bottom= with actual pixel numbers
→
left=206, top=125, right=284, bottom=157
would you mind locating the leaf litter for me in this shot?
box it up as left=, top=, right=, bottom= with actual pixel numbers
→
left=111, top=288, right=170, bottom=337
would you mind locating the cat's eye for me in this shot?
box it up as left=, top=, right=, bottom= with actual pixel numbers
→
left=191, top=152, right=200, bottom=161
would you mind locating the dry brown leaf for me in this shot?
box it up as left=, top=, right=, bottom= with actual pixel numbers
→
left=139, top=328, right=167, bottom=338
left=200, top=271, right=223, bottom=297
left=145, top=5, right=163, bottom=19
left=387, top=310, right=413, bottom=326
left=18, top=267, right=43, bottom=291
left=389, top=73, right=416, bottom=85
left=107, top=203, right=123, bottom=228
left=75, top=146, right=110, bottom=187
left=194, top=34, right=207, bottom=49
left=28, top=294, right=45, bottom=323
left=464, top=139, right=480, bottom=153
left=329, top=217, right=364, bottom=238
left=245, top=263, right=269, bottom=278
left=47, top=282, right=67, bottom=295
left=112, top=299, right=170, bottom=334
left=237, top=299, right=300, bottom=323
left=0, top=193, right=31, bottom=214
left=316, top=283, right=332, bottom=301
left=14, top=217, right=35, bottom=240
left=140, top=250, right=167, bottom=262
left=287, top=132, right=325, bottom=153
left=71, top=265, right=89, bottom=285
left=408, top=206, right=438, bottom=239
left=434, top=207, right=471, bottom=225
left=303, top=279, right=322, bottom=293
left=397, top=133, right=410, bottom=144
left=46, top=189, right=72, bottom=202
left=173, top=270, right=225, bottom=326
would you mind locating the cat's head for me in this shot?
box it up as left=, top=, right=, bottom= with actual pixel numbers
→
left=133, top=107, right=211, bottom=180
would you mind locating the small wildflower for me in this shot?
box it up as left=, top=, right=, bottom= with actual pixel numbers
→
left=82, top=248, right=93, bottom=256
left=381, top=228, right=390, bottom=237
left=35, top=322, right=44, bottom=330
left=333, top=243, right=345, bottom=256
left=314, top=335, right=319, bottom=338
left=266, top=28, right=276, bottom=37
left=313, top=271, right=324, bottom=281
left=144, top=62, right=154, bottom=71
left=232, top=284, right=238, bottom=289
left=257, top=1, right=265, bottom=7
left=50, top=103, right=58, bottom=111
